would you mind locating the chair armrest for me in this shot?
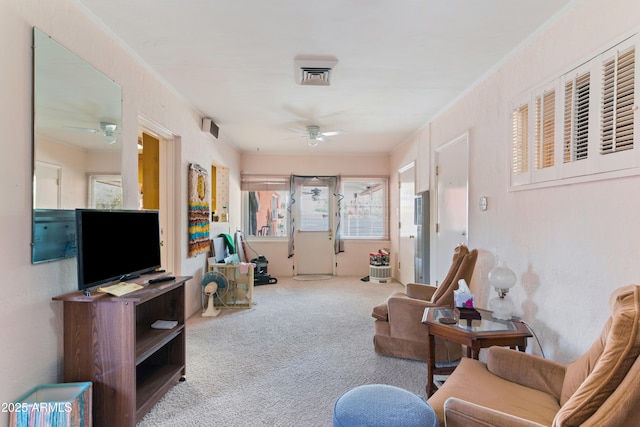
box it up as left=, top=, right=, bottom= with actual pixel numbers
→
left=405, top=283, right=437, bottom=301
left=486, top=347, right=565, bottom=399
left=444, top=397, right=547, bottom=427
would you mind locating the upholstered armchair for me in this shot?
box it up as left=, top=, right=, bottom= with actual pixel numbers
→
left=427, top=284, right=640, bottom=427
left=371, top=244, right=478, bottom=362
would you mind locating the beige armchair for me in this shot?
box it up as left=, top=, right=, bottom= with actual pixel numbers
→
left=427, top=284, right=640, bottom=427
left=371, top=244, right=478, bottom=362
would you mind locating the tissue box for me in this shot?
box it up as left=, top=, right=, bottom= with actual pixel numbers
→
left=454, top=290, right=475, bottom=308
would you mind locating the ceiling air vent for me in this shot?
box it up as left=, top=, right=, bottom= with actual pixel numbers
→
left=294, top=55, right=338, bottom=86
left=300, top=67, right=332, bottom=86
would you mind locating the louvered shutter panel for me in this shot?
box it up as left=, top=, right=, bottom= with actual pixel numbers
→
left=601, top=46, right=635, bottom=154
left=535, top=91, right=555, bottom=169
left=564, top=73, right=590, bottom=163
left=512, top=104, right=529, bottom=174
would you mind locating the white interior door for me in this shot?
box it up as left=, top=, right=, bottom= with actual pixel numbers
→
left=34, top=161, right=61, bottom=209
left=294, top=179, right=335, bottom=275
left=398, top=162, right=416, bottom=285
left=435, top=134, right=468, bottom=285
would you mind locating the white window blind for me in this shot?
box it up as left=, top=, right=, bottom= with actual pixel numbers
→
left=601, top=45, right=635, bottom=155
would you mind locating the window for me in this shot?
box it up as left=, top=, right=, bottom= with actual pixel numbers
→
left=299, top=185, right=330, bottom=232
left=89, top=174, right=122, bottom=209
left=510, top=33, right=638, bottom=189
left=340, top=178, right=388, bottom=239
left=241, top=175, right=289, bottom=237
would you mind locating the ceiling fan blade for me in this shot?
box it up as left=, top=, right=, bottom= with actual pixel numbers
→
left=288, top=127, right=308, bottom=135
left=320, top=130, right=344, bottom=137
left=64, top=126, right=100, bottom=133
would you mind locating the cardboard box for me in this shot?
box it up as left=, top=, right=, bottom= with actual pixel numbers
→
left=9, top=382, right=91, bottom=427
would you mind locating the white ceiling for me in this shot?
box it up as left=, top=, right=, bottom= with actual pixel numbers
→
left=77, top=0, right=574, bottom=155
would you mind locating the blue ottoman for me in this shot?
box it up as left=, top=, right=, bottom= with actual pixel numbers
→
left=333, top=384, right=438, bottom=427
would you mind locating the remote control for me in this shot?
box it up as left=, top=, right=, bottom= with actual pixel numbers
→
left=148, top=276, right=176, bottom=284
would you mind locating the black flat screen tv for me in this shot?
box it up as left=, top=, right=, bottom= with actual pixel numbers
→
left=75, top=209, right=162, bottom=290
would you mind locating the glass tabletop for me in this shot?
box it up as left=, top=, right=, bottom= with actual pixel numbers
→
left=431, top=308, right=517, bottom=332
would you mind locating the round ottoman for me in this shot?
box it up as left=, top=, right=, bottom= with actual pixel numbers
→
left=332, top=384, right=438, bottom=427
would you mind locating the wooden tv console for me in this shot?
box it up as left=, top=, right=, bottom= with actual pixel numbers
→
left=53, top=275, right=192, bottom=427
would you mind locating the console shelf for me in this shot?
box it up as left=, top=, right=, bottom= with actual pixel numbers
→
left=54, top=276, right=191, bottom=427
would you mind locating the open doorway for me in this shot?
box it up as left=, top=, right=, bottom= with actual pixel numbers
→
left=138, top=117, right=177, bottom=274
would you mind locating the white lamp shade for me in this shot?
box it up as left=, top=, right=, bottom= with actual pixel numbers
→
left=488, top=266, right=517, bottom=290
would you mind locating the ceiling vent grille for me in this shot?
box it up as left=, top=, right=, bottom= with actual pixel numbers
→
left=300, top=67, right=332, bottom=86
left=294, top=56, right=338, bottom=86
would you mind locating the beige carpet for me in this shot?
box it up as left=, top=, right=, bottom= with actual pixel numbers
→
left=138, top=276, right=428, bottom=427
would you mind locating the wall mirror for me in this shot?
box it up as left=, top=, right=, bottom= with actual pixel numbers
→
left=32, top=28, right=123, bottom=263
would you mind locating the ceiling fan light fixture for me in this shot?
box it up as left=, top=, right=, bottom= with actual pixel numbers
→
left=101, top=122, right=118, bottom=144
left=307, top=138, right=319, bottom=148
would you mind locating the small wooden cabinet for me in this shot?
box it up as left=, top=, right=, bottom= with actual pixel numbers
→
left=53, top=276, right=191, bottom=427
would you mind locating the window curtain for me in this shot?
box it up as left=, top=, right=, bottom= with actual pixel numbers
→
left=288, top=175, right=344, bottom=258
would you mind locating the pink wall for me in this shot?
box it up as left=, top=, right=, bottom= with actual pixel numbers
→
left=391, top=0, right=640, bottom=363
left=0, top=0, right=240, bottom=409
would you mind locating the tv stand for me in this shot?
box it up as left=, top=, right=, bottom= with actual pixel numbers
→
left=53, top=276, right=191, bottom=427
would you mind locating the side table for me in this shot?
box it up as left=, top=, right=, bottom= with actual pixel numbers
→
left=422, top=307, right=532, bottom=396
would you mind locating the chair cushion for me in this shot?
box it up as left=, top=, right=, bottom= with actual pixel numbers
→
left=428, top=357, right=560, bottom=426
left=556, top=285, right=640, bottom=426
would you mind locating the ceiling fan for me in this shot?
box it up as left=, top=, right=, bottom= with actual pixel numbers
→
left=289, top=125, right=345, bottom=147
left=64, top=121, right=118, bottom=144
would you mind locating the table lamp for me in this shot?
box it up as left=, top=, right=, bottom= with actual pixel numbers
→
left=488, top=264, right=517, bottom=320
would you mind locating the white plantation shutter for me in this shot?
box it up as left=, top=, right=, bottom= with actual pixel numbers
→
left=511, top=34, right=638, bottom=189
left=535, top=90, right=555, bottom=169
left=564, top=73, right=590, bottom=163
left=512, top=104, right=529, bottom=175
left=601, top=46, right=635, bottom=155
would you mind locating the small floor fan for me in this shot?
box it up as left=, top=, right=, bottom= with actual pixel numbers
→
left=201, top=271, right=227, bottom=317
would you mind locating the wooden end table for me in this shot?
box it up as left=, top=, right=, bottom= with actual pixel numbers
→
left=422, top=307, right=532, bottom=396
